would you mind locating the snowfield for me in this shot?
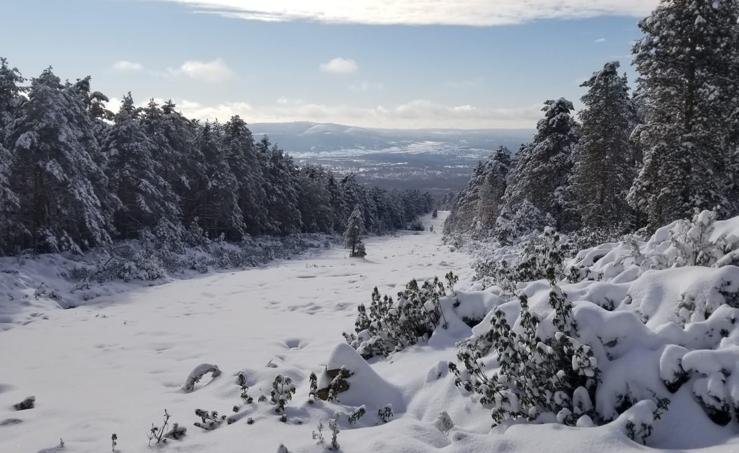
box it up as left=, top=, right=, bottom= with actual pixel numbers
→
left=2, top=212, right=739, bottom=452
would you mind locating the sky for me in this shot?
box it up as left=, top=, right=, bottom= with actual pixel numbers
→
left=0, top=0, right=658, bottom=129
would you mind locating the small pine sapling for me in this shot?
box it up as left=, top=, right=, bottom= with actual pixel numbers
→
left=377, top=405, right=394, bottom=424
left=434, top=411, right=454, bottom=434
left=312, top=421, right=325, bottom=445
left=270, top=375, right=296, bottom=422
left=348, top=406, right=366, bottom=425
left=327, top=367, right=353, bottom=402
left=308, top=372, right=318, bottom=404
left=328, top=417, right=340, bottom=450
left=237, top=371, right=253, bottom=404
left=193, top=409, right=226, bottom=431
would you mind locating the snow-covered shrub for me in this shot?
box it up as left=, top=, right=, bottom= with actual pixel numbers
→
left=669, top=210, right=729, bottom=267
left=312, top=421, right=325, bottom=445
left=308, top=372, right=318, bottom=404
left=433, top=411, right=454, bottom=434
left=328, top=417, right=340, bottom=450
left=623, top=398, right=670, bottom=445
left=658, top=345, right=690, bottom=393
left=193, top=409, right=226, bottom=431
left=494, top=200, right=555, bottom=245
left=236, top=371, right=253, bottom=405
left=182, top=363, right=221, bottom=393
left=377, top=405, right=394, bottom=424
left=474, top=228, right=569, bottom=292
left=13, top=396, right=34, bottom=411
left=147, top=410, right=186, bottom=446
left=343, top=276, right=452, bottom=359
left=270, top=375, right=296, bottom=421
left=450, top=287, right=599, bottom=426
left=347, top=406, right=366, bottom=425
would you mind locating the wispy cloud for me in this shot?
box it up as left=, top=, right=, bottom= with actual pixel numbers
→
left=320, top=57, right=358, bottom=75
left=163, top=0, right=658, bottom=26
left=112, top=60, right=144, bottom=72
left=170, top=58, right=235, bottom=82
left=594, top=37, right=607, bottom=43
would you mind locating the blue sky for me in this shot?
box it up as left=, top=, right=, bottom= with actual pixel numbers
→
left=0, top=0, right=655, bottom=129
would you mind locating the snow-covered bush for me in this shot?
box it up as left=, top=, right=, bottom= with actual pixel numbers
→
left=193, top=409, right=226, bottom=431
left=450, top=287, right=599, bottom=426
left=343, top=276, right=453, bottom=359
left=270, top=375, right=296, bottom=421
left=377, top=405, right=394, bottom=424
left=182, top=363, right=221, bottom=393
left=147, top=410, right=186, bottom=446
left=474, top=228, right=569, bottom=292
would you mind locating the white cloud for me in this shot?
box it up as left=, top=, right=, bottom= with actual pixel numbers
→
left=112, top=60, right=144, bottom=72
left=320, top=57, right=358, bottom=75
left=163, top=0, right=658, bottom=26
left=167, top=98, right=541, bottom=129
left=172, top=58, right=235, bottom=82
left=594, top=37, right=607, bottom=43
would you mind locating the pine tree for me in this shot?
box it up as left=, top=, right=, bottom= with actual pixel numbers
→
left=501, top=99, right=580, bottom=232
left=629, top=0, right=739, bottom=227
left=570, top=62, right=637, bottom=231
left=8, top=67, right=115, bottom=253
left=344, top=206, right=365, bottom=258
left=190, top=122, right=246, bottom=239
left=222, top=116, right=267, bottom=234
left=0, top=58, right=25, bottom=254
left=444, top=146, right=512, bottom=237
left=103, top=93, right=181, bottom=238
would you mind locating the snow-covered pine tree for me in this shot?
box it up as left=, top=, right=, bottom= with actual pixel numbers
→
left=628, top=0, right=739, bottom=227
left=444, top=146, right=512, bottom=237
left=7, top=67, right=116, bottom=253
left=222, top=115, right=268, bottom=234
left=344, top=206, right=365, bottom=258
left=0, top=58, right=25, bottom=254
left=500, top=98, right=580, bottom=233
left=103, top=93, right=181, bottom=238
left=570, top=62, right=637, bottom=232
left=141, top=99, right=203, bottom=229
left=192, top=122, right=246, bottom=240
left=258, top=136, right=303, bottom=234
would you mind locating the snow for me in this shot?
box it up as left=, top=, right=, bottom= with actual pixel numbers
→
left=2, top=212, right=739, bottom=452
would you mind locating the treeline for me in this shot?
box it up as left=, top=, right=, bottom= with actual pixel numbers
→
left=446, top=0, right=739, bottom=241
left=0, top=63, right=432, bottom=256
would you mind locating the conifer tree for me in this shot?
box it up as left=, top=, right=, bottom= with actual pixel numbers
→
left=344, top=206, right=366, bottom=258
left=222, top=115, right=267, bottom=234
left=629, top=0, right=739, bottom=227
left=192, top=122, right=245, bottom=239
left=8, top=67, right=115, bottom=252
left=501, top=99, right=580, bottom=232
left=570, top=62, right=637, bottom=231
left=103, top=93, right=181, bottom=237
left=0, top=58, right=24, bottom=254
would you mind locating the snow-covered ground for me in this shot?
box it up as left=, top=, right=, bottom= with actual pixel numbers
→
left=0, top=214, right=470, bottom=452
left=2, top=212, right=739, bottom=453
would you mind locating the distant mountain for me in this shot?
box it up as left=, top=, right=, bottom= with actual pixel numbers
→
left=249, top=122, right=533, bottom=156
left=248, top=122, right=534, bottom=195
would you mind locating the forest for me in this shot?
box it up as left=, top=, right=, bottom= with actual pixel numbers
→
left=445, top=0, right=739, bottom=242
left=0, top=65, right=432, bottom=256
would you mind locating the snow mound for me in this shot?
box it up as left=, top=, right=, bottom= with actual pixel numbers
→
left=320, top=343, right=405, bottom=413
